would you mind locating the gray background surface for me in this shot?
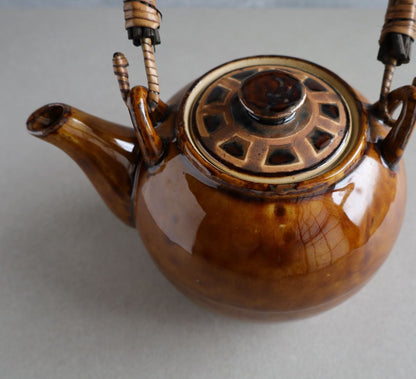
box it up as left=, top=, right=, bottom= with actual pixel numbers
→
left=2, top=0, right=387, bottom=8
left=1, top=6, right=416, bottom=379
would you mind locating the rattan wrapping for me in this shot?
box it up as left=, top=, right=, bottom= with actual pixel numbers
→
left=380, top=0, right=416, bottom=43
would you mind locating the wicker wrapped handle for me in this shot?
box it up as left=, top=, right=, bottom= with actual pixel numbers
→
left=111, top=1, right=167, bottom=167
left=121, top=0, right=162, bottom=112
left=124, top=0, right=161, bottom=47
left=378, top=0, right=416, bottom=65
left=377, top=1, right=416, bottom=120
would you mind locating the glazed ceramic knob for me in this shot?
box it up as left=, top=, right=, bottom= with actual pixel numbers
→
left=238, top=70, right=306, bottom=125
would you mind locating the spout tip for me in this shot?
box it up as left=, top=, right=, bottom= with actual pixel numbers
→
left=27, top=103, right=71, bottom=137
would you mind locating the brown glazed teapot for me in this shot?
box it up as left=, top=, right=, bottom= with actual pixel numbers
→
left=27, top=1, right=416, bottom=320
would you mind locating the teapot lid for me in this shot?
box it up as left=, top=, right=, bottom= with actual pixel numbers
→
left=178, top=56, right=366, bottom=194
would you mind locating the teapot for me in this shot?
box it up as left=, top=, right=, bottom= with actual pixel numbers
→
left=26, top=0, right=416, bottom=320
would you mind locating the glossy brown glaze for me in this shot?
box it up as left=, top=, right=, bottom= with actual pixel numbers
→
left=27, top=104, right=140, bottom=226
left=380, top=81, right=416, bottom=168
left=26, top=53, right=415, bottom=320
left=129, top=84, right=406, bottom=320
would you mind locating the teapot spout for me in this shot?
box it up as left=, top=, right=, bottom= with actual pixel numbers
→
left=27, top=103, right=140, bottom=227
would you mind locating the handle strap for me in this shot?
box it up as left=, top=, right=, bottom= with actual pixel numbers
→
left=123, top=0, right=162, bottom=111
left=377, top=0, right=416, bottom=121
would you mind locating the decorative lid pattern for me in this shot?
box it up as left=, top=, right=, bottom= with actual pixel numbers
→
left=180, top=56, right=364, bottom=190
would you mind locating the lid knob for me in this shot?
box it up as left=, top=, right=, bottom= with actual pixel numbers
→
left=238, top=70, right=306, bottom=125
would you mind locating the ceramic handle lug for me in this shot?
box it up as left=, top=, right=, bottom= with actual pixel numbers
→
left=380, top=79, right=416, bottom=169
left=127, top=86, right=164, bottom=167
left=376, top=0, right=416, bottom=120
left=113, top=52, right=166, bottom=167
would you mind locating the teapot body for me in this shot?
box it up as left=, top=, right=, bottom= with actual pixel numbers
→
left=132, top=83, right=406, bottom=320
left=27, top=0, right=416, bottom=319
